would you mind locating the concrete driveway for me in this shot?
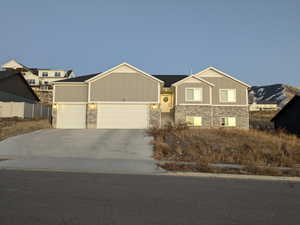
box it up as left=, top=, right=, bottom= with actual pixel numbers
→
left=0, top=129, right=162, bottom=174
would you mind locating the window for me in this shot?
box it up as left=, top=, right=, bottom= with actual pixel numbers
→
left=219, top=89, right=236, bottom=103
left=185, top=88, right=202, bottom=101
left=220, top=117, right=236, bottom=127
left=55, top=72, right=61, bottom=77
left=27, top=79, right=35, bottom=85
left=186, top=116, right=202, bottom=126
left=42, top=72, right=48, bottom=77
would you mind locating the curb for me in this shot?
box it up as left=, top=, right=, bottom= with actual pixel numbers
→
left=162, top=172, right=300, bottom=182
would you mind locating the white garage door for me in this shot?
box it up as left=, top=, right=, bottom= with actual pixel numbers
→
left=57, top=104, right=86, bottom=129
left=97, top=104, right=148, bottom=129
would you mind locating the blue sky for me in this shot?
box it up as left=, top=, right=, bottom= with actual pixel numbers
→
left=0, top=0, right=299, bottom=86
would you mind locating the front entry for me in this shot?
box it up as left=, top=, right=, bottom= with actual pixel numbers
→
left=160, top=94, right=173, bottom=112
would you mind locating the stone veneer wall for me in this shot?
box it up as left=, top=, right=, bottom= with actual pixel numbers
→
left=174, top=105, right=249, bottom=129
left=52, top=106, right=57, bottom=128
left=174, top=105, right=212, bottom=127
left=87, top=105, right=97, bottom=128
left=149, top=105, right=161, bottom=128
left=212, top=106, right=249, bottom=129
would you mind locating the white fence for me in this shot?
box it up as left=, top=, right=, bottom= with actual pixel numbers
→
left=0, top=102, right=51, bottom=119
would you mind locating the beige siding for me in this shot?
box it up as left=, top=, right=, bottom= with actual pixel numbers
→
left=55, top=85, right=88, bottom=102
left=201, top=76, right=247, bottom=105
left=177, top=82, right=211, bottom=104
left=90, top=72, right=159, bottom=102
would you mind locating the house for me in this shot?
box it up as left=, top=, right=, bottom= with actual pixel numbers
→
left=52, top=62, right=250, bottom=129
left=271, top=95, right=300, bottom=135
left=0, top=71, right=40, bottom=103
left=0, top=71, right=51, bottom=119
left=1, top=59, right=75, bottom=92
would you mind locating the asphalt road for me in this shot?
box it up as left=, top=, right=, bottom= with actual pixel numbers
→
left=0, top=170, right=299, bottom=225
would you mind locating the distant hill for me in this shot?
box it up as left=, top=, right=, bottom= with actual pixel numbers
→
left=249, top=84, right=300, bottom=108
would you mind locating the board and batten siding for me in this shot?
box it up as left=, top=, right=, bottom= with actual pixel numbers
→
left=177, top=82, right=211, bottom=105
left=54, top=85, right=88, bottom=102
left=90, top=72, right=159, bottom=102
left=196, top=70, right=248, bottom=105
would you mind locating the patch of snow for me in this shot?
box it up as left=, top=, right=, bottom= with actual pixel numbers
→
left=257, top=88, right=265, bottom=94
left=276, top=95, right=286, bottom=101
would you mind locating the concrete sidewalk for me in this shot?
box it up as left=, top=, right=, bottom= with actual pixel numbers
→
left=0, top=157, right=163, bottom=174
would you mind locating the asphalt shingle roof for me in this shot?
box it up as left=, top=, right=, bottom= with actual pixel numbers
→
left=56, top=73, right=187, bottom=86
left=153, top=75, right=187, bottom=87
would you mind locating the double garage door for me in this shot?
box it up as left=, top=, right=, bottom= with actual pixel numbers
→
left=57, top=104, right=149, bottom=129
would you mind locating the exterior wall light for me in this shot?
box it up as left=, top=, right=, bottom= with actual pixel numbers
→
left=52, top=104, right=57, bottom=109
left=88, top=104, right=96, bottom=110
left=151, top=104, right=158, bottom=110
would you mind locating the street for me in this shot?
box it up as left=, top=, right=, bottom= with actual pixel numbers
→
left=0, top=170, right=299, bottom=225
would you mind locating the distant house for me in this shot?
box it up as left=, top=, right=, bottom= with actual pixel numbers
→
left=1, top=59, right=75, bottom=92
left=249, top=103, right=279, bottom=111
left=0, top=71, right=39, bottom=103
left=271, top=95, right=300, bottom=135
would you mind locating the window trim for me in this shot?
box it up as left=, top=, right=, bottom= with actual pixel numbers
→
left=220, top=117, right=236, bottom=127
left=27, top=79, right=35, bottom=85
left=219, top=89, right=236, bottom=103
left=185, top=87, right=203, bottom=102
left=54, top=72, right=61, bottom=77
left=186, top=116, right=202, bottom=127
left=42, top=72, right=48, bottom=77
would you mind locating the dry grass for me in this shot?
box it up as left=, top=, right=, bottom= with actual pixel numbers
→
left=159, top=162, right=300, bottom=177
left=148, top=125, right=300, bottom=170
left=250, top=110, right=278, bottom=120
left=249, top=110, right=278, bottom=132
left=0, top=117, right=51, bottom=141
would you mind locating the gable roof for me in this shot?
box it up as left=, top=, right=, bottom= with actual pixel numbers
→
left=55, top=73, right=101, bottom=83
left=1, top=59, right=27, bottom=70
left=56, top=73, right=187, bottom=86
left=271, top=95, right=300, bottom=122
left=195, top=66, right=251, bottom=88
left=171, top=75, right=215, bottom=87
left=0, top=71, right=40, bottom=102
left=2, top=59, right=74, bottom=77
left=86, top=62, right=164, bottom=84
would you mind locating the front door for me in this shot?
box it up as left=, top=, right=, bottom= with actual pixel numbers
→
left=160, top=94, right=173, bottom=112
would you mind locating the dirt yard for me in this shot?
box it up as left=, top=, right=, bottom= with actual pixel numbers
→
left=0, top=118, right=51, bottom=141
left=148, top=125, right=300, bottom=177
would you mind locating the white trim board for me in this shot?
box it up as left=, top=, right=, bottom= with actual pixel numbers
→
left=172, top=75, right=215, bottom=87
left=178, top=104, right=248, bottom=107
left=86, top=62, right=164, bottom=84
left=194, top=66, right=251, bottom=88
left=53, top=102, right=88, bottom=104
left=89, top=101, right=159, bottom=104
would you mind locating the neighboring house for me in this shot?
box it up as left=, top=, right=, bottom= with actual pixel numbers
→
left=1, top=59, right=75, bottom=92
left=0, top=71, right=52, bottom=119
left=0, top=71, right=40, bottom=103
left=249, top=103, right=279, bottom=111
left=271, top=95, right=300, bottom=135
left=52, top=62, right=250, bottom=129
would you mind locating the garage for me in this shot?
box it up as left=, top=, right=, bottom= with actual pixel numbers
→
left=57, top=104, right=86, bottom=129
left=97, top=104, right=149, bottom=129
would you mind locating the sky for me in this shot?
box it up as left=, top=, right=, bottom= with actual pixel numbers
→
left=0, top=0, right=299, bottom=86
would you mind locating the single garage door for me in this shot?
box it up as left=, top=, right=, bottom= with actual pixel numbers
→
left=97, top=104, right=148, bottom=129
left=57, top=104, right=86, bottom=129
